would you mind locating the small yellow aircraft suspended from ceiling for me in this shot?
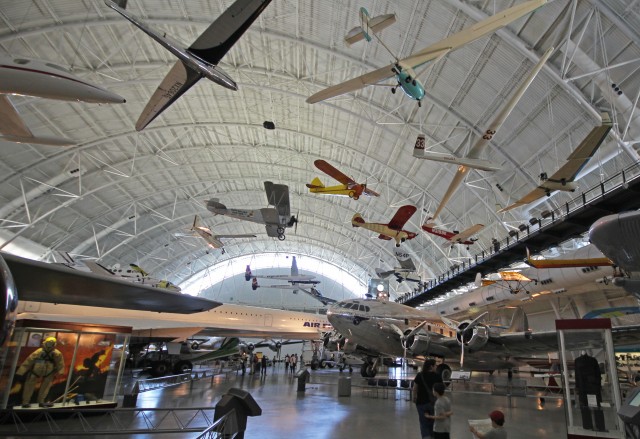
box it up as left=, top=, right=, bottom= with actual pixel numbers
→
left=306, top=160, right=380, bottom=200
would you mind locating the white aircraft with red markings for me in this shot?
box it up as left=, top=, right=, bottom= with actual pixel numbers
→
left=306, top=160, right=379, bottom=200
left=351, top=205, right=417, bottom=247
left=422, top=221, right=484, bottom=249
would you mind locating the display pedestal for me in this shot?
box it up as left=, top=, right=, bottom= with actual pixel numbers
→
left=0, top=319, right=131, bottom=410
left=556, top=319, right=624, bottom=438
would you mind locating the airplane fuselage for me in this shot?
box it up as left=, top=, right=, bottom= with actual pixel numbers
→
left=18, top=301, right=331, bottom=340
left=0, top=56, right=125, bottom=103
left=352, top=216, right=417, bottom=246
left=396, top=71, right=425, bottom=101
left=308, top=183, right=365, bottom=199
left=539, top=179, right=578, bottom=192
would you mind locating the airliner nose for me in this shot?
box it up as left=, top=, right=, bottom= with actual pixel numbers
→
left=89, top=86, right=126, bottom=104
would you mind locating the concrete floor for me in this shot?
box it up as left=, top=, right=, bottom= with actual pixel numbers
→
left=129, top=364, right=568, bottom=439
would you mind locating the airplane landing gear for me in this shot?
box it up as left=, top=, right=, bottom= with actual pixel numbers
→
left=278, top=234, right=286, bottom=241
left=436, top=363, right=452, bottom=383
left=277, top=227, right=284, bottom=234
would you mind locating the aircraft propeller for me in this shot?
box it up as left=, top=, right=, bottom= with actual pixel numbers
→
left=441, top=312, right=488, bottom=369
left=389, top=320, right=428, bottom=360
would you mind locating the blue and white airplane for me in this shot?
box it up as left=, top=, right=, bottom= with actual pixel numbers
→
left=306, top=0, right=547, bottom=106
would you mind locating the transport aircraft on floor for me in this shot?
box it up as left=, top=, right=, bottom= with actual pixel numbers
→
left=498, top=113, right=613, bottom=212
left=0, top=55, right=125, bottom=146
left=326, top=298, right=640, bottom=379
left=104, top=0, right=272, bottom=130
left=307, top=0, right=547, bottom=106
left=306, top=160, right=380, bottom=200
left=351, top=205, right=417, bottom=247
left=207, top=181, right=297, bottom=241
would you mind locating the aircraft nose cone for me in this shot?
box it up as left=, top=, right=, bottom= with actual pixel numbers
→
left=91, top=87, right=126, bottom=104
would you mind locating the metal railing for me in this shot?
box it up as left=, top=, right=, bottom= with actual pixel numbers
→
left=0, top=407, right=238, bottom=437
left=398, top=160, right=640, bottom=304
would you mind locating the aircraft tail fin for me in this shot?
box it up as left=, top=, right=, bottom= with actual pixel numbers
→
left=245, top=265, right=252, bottom=281
left=375, top=268, right=393, bottom=279
left=344, top=8, right=396, bottom=46
left=291, top=256, right=299, bottom=276
left=507, top=307, right=529, bottom=333
left=306, top=177, right=325, bottom=189
left=251, top=278, right=259, bottom=290
left=130, top=263, right=149, bottom=276
left=351, top=213, right=365, bottom=226
left=474, top=272, right=482, bottom=288
left=207, top=199, right=227, bottom=212
left=423, top=217, right=436, bottom=228
left=192, top=215, right=202, bottom=230
left=412, top=135, right=426, bottom=158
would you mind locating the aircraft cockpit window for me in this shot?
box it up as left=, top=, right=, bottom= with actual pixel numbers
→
left=45, top=62, right=70, bottom=73
left=364, top=306, right=370, bottom=313
left=358, top=305, right=365, bottom=311
left=14, top=58, right=29, bottom=64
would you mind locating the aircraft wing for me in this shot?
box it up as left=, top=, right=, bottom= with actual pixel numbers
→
left=306, top=64, right=396, bottom=104
left=497, top=187, right=548, bottom=213
left=187, top=0, right=273, bottom=65
left=544, top=113, right=613, bottom=182
left=401, top=0, right=547, bottom=69
left=314, top=159, right=355, bottom=186
left=450, top=224, right=484, bottom=243
left=215, top=234, right=257, bottom=239
left=265, top=224, right=280, bottom=237
left=431, top=46, right=552, bottom=220
left=264, top=181, right=291, bottom=218
left=136, top=60, right=202, bottom=131
left=498, top=113, right=611, bottom=213
left=388, top=205, right=417, bottom=230
left=3, top=252, right=220, bottom=313
left=0, top=95, right=73, bottom=146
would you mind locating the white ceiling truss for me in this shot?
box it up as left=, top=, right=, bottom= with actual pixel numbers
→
left=1, top=0, right=639, bottom=298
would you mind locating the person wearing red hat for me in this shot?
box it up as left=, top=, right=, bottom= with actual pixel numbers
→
left=469, top=410, right=507, bottom=439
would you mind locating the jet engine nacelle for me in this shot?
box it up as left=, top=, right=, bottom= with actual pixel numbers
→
left=406, top=334, right=431, bottom=355
left=457, top=324, right=489, bottom=351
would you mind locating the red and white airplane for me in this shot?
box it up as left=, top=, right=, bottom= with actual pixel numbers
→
left=306, top=160, right=379, bottom=200
left=0, top=55, right=125, bottom=146
left=351, top=205, right=417, bottom=247
left=422, top=221, right=484, bottom=249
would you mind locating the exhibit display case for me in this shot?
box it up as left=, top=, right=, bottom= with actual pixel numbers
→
left=0, top=319, right=131, bottom=409
left=556, top=319, right=624, bottom=438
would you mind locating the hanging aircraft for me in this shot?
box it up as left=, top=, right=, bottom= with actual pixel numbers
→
left=189, top=215, right=256, bottom=254
left=351, top=205, right=418, bottom=247
left=207, top=181, right=297, bottom=241
left=54, top=253, right=182, bottom=293
left=306, top=0, right=547, bottom=106
left=498, top=113, right=613, bottom=212
left=0, top=55, right=125, bottom=146
left=412, top=135, right=501, bottom=172
left=375, top=250, right=420, bottom=284
left=104, top=0, right=272, bottom=130
left=422, top=221, right=484, bottom=249
left=326, top=298, right=640, bottom=378
left=306, top=160, right=380, bottom=200
left=428, top=47, right=553, bottom=222
left=525, top=248, right=613, bottom=269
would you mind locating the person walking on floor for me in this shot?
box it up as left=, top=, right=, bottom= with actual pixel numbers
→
left=284, top=354, right=290, bottom=373
left=413, top=359, right=442, bottom=439
left=261, top=354, right=268, bottom=376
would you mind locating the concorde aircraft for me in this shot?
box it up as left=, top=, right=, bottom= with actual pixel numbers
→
left=326, top=298, right=640, bottom=379
left=104, top=0, right=271, bottom=130
left=0, top=55, right=125, bottom=146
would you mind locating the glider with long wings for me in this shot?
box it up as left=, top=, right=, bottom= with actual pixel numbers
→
left=105, top=0, right=271, bottom=130
left=307, top=160, right=379, bottom=200
left=498, top=113, right=613, bottom=212
left=307, top=0, right=547, bottom=106
left=429, top=46, right=553, bottom=221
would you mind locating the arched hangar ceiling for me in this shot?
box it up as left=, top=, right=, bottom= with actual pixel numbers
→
left=1, top=0, right=639, bottom=298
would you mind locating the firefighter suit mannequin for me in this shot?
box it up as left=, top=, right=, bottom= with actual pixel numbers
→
left=16, top=336, right=65, bottom=407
